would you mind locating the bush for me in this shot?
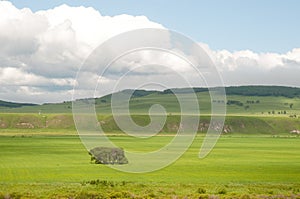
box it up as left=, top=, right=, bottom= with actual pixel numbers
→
left=217, top=187, right=227, bottom=194
left=197, top=187, right=206, bottom=194
left=84, top=179, right=119, bottom=187
left=89, top=147, right=128, bottom=165
left=227, top=100, right=243, bottom=106
left=76, top=191, right=104, bottom=199
left=108, top=191, right=131, bottom=199
left=198, top=195, right=209, bottom=199
left=241, top=194, right=251, bottom=199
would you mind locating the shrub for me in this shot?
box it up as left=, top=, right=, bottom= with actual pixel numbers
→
left=227, top=100, right=243, bottom=106
left=76, top=191, right=104, bottom=199
left=217, top=187, right=227, bottom=194
left=241, top=194, right=251, bottom=199
left=197, top=187, right=206, bottom=194
left=85, top=179, right=118, bottom=187
left=89, top=147, right=128, bottom=165
left=108, top=191, right=131, bottom=199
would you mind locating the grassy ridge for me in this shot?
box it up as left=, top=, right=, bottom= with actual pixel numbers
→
left=1, top=114, right=300, bottom=135
left=0, top=114, right=74, bottom=130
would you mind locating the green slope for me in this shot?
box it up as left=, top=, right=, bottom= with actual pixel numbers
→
left=1, top=114, right=299, bottom=135
left=1, top=86, right=300, bottom=116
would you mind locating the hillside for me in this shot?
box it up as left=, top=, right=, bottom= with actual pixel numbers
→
left=0, top=114, right=300, bottom=136
left=163, top=86, right=300, bottom=98
left=100, top=86, right=300, bottom=99
left=0, top=86, right=299, bottom=115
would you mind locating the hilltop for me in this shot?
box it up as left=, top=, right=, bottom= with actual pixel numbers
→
left=0, top=100, right=36, bottom=108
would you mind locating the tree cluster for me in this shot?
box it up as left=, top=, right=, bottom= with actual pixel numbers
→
left=225, top=86, right=300, bottom=98
left=226, top=100, right=243, bottom=106
left=89, top=147, right=128, bottom=165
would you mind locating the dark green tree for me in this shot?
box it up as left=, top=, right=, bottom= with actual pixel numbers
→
left=89, top=147, right=128, bottom=165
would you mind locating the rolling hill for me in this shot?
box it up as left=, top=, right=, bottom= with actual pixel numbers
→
left=0, top=86, right=299, bottom=135
left=0, top=100, right=37, bottom=108
left=0, top=85, right=299, bottom=115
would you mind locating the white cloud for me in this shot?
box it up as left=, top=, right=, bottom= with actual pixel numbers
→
left=201, top=44, right=299, bottom=72
left=200, top=44, right=300, bottom=86
left=0, top=1, right=164, bottom=103
left=0, top=2, right=300, bottom=103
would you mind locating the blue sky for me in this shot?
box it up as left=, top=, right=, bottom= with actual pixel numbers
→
left=9, top=0, right=300, bottom=53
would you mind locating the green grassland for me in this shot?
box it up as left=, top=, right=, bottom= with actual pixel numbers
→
left=0, top=135, right=299, bottom=198
left=0, top=117, right=300, bottom=198
left=1, top=87, right=300, bottom=198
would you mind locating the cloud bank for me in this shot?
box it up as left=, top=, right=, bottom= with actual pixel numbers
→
left=0, top=1, right=299, bottom=103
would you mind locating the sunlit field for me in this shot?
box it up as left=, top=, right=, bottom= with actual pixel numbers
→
left=1, top=132, right=299, bottom=198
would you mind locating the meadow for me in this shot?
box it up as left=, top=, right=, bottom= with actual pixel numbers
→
left=0, top=133, right=300, bottom=198
left=1, top=88, right=300, bottom=198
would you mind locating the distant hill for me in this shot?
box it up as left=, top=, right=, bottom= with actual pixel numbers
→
left=1, top=86, right=299, bottom=135
left=0, top=100, right=37, bottom=108
left=112, top=86, right=300, bottom=98
left=0, top=85, right=300, bottom=114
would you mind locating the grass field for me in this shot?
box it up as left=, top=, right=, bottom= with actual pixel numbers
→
left=0, top=133, right=300, bottom=198
left=1, top=89, right=300, bottom=198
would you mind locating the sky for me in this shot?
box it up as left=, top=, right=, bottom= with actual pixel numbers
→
left=8, top=0, right=300, bottom=53
left=0, top=0, right=300, bottom=103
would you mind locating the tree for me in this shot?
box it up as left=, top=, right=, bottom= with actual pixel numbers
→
left=227, top=100, right=243, bottom=106
left=89, top=147, right=128, bottom=165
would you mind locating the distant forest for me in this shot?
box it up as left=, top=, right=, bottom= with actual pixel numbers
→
left=224, top=86, right=300, bottom=98
left=145, top=86, right=300, bottom=98
left=0, top=100, right=36, bottom=108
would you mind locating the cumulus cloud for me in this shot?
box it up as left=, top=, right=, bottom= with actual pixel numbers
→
left=0, top=1, right=164, bottom=103
left=0, top=2, right=299, bottom=103
left=198, top=43, right=300, bottom=86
